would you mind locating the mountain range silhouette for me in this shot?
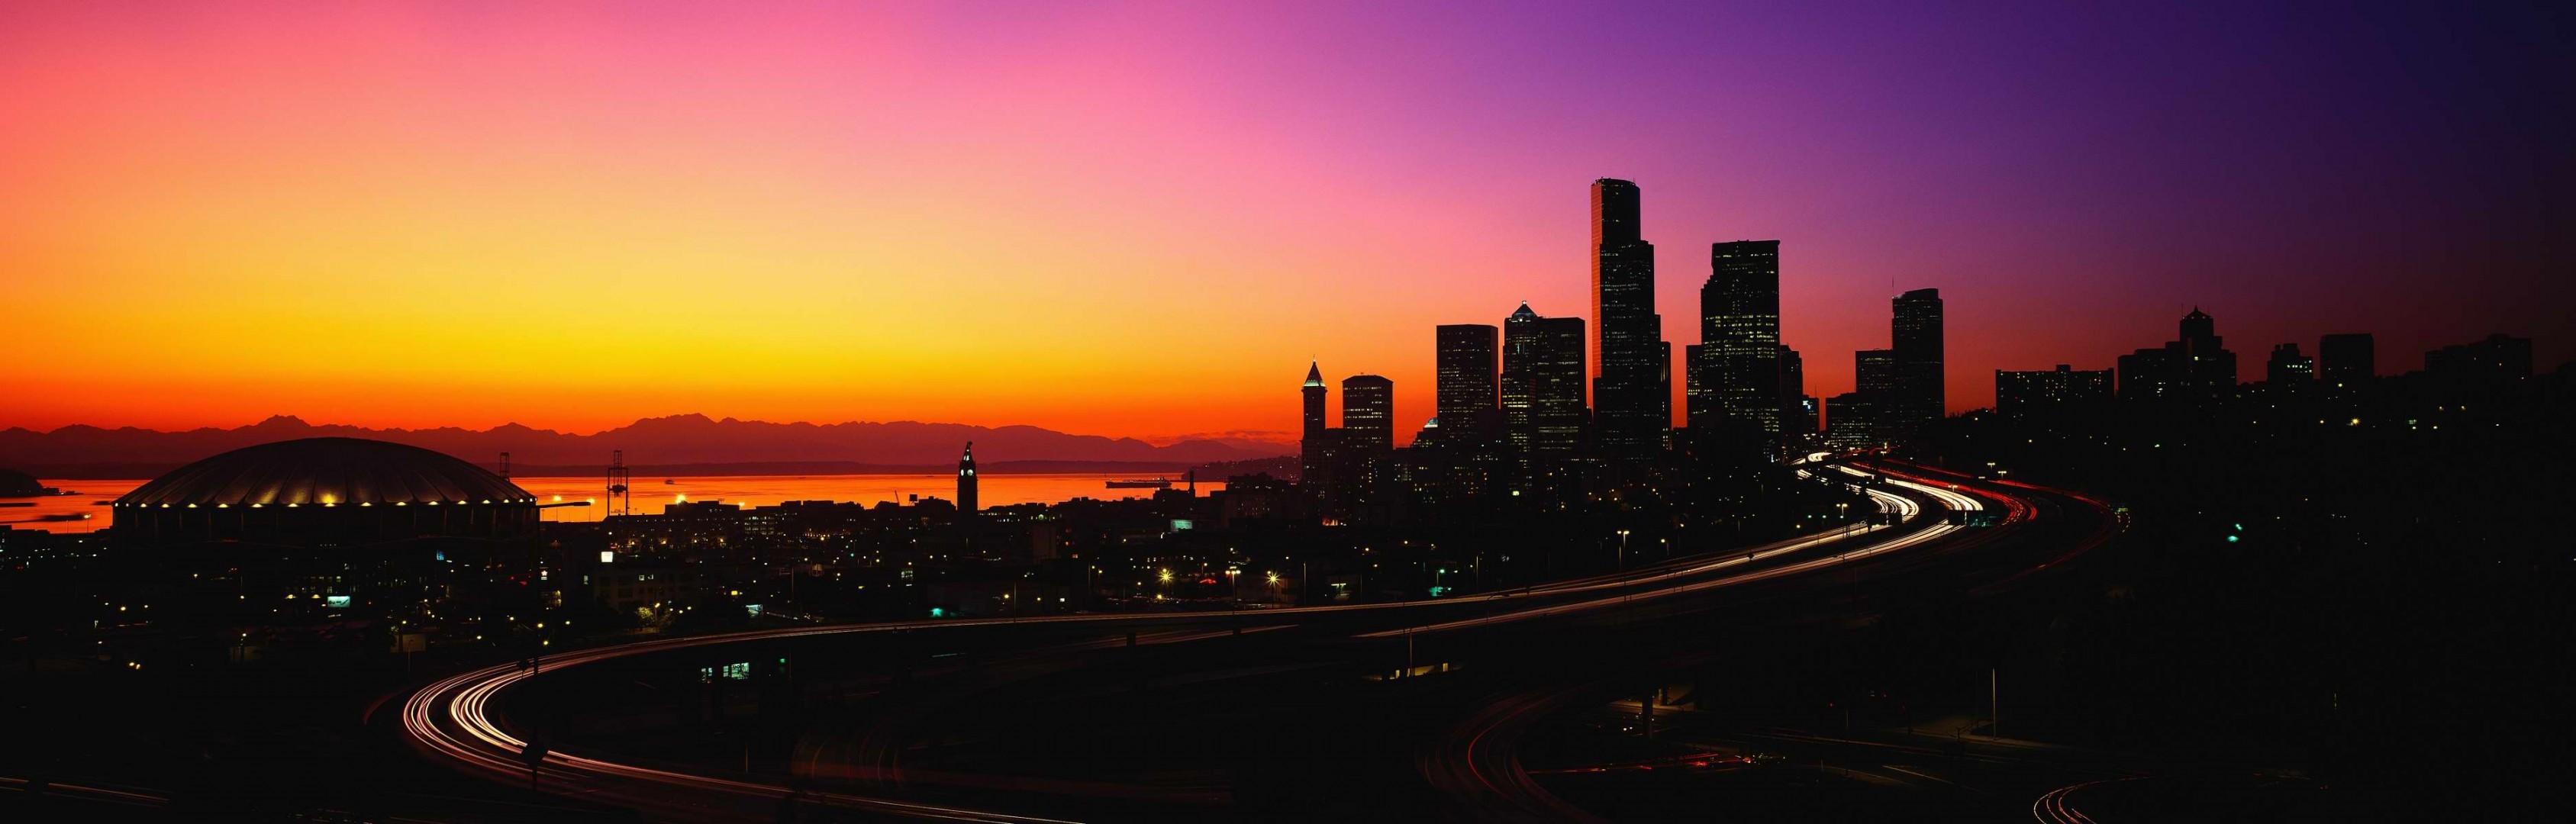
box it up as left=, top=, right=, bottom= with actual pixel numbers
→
left=0, top=414, right=1291, bottom=478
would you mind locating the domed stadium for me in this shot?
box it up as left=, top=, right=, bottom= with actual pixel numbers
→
left=113, top=437, right=540, bottom=548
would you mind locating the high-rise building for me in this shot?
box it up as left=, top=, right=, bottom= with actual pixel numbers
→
left=1777, top=343, right=1805, bottom=426
left=2266, top=343, right=2315, bottom=385
left=2119, top=308, right=2237, bottom=401
left=1995, top=365, right=2113, bottom=416
left=2425, top=333, right=2533, bottom=381
left=1684, top=343, right=1709, bottom=426
left=1435, top=324, right=1499, bottom=426
left=1830, top=348, right=1905, bottom=447
left=1504, top=303, right=1588, bottom=459
left=955, top=442, right=978, bottom=517
left=1340, top=375, right=1394, bottom=452
left=1300, top=362, right=1330, bottom=488
left=1589, top=179, right=1666, bottom=455
left=1889, top=288, right=1945, bottom=438
left=1856, top=349, right=1903, bottom=398
left=1695, top=240, right=1782, bottom=435
left=2319, top=333, right=2375, bottom=388
left=1333, top=374, right=1398, bottom=514
left=1823, top=391, right=1878, bottom=449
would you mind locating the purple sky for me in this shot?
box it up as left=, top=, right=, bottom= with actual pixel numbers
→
left=2, top=2, right=2565, bottom=435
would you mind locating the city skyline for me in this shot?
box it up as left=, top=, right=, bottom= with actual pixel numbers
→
left=4, top=5, right=2565, bottom=821
left=4, top=3, right=2566, bottom=440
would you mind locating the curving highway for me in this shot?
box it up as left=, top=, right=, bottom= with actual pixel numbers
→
left=402, top=458, right=2085, bottom=822
left=1411, top=464, right=2120, bottom=823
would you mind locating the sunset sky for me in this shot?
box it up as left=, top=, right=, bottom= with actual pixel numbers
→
left=3, top=2, right=2565, bottom=443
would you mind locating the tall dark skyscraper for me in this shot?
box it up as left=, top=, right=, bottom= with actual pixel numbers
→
left=1694, top=240, right=1782, bottom=435
left=2425, top=333, right=2533, bottom=380
left=1300, top=362, right=1329, bottom=485
left=1683, top=343, right=1707, bottom=424
left=955, top=441, right=978, bottom=515
left=1996, top=365, right=2113, bottom=416
left=2266, top=343, right=2315, bottom=385
left=1823, top=391, right=1878, bottom=449
left=1434, top=324, right=1499, bottom=426
left=1778, top=343, right=1810, bottom=436
left=1833, top=348, right=1904, bottom=448
left=1588, top=179, right=1666, bottom=455
left=2118, top=308, right=2237, bottom=401
left=2319, top=333, right=2375, bottom=388
left=1504, top=303, right=1587, bottom=459
left=1340, top=375, right=1394, bottom=452
left=1856, top=349, right=1903, bottom=398
left=1889, top=288, right=1945, bottom=438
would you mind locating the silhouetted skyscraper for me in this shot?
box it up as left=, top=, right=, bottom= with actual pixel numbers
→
left=1589, top=179, right=1666, bottom=455
left=2266, top=343, right=2314, bottom=385
left=1300, top=362, right=1329, bottom=486
left=1824, top=391, right=1878, bottom=449
left=1435, top=324, right=1499, bottom=426
left=1683, top=343, right=1707, bottom=425
left=2319, top=333, right=2375, bottom=388
left=1778, top=344, right=1811, bottom=436
left=1996, top=365, right=2113, bottom=416
left=956, top=442, right=978, bottom=516
left=1833, top=347, right=1904, bottom=448
left=2425, top=333, right=2533, bottom=381
left=2119, top=308, right=2237, bottom=401
left=1340, top=375, right=1394, bottom=452
left=1694, top=240, right=1782, bottom=435
left=1856, top=349, right=1903, bottom=398
left=1504, top=303, right=1587, bottom=459
left=1889, top=288, right=1944, bottom=437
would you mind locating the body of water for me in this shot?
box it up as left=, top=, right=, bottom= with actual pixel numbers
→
left=6, top=473, right=1221, bottom=533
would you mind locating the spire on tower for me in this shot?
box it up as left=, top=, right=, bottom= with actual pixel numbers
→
left=1304, top=360, right=1324, bottom=388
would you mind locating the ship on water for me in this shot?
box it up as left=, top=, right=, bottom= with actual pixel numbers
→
left=1104, top=477, right=1172, bottom=489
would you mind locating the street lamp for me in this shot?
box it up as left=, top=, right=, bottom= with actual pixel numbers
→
left=1616, top=529, right=1631, bottom=571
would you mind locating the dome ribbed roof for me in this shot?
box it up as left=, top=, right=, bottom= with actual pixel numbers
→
left=116, top=437, right=531, bottom=507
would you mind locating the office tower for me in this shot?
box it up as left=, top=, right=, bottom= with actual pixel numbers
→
left=1697, top=240, right=1782, bottom=436
left=2119, top=308, right=2238, bottom=401
left=1301, top=362, right=1329, bottom=486
left=1434, top=324, right=1500, bottom=426
left=1995, top=365, right=2114, bottom=416
left=1504, top=303, right=1588, bottom=459
left=1778, top=344, right=1805, bottom=428
left=1856, top=349, right=1903, bottom=398
left=1340, top=375, right=1394, bottom=452
left=955, top=442, right=978, bottom=515
left=1683, top=343, right=1707, bottom=425
left=2319, top=333, right=2375, bottom=388
left=2425, top=333, right=2534, bottom=381
left=2266, top=343, right=2315, bottom=385
left=1890, top=288, right=1944, bottom=437
left=1823, top=392, right=1878, bottom=449
left=1659, top=340, right=1673, bottom=434
left=1589, top=179, right=1666, bottom=455
left=1830, top=348, right=1904, bottom=447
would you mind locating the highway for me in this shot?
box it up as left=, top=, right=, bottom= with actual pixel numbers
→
left=401, top=459, right=2099, bottom=822
left=1407, top=462, right=2136, bottom=823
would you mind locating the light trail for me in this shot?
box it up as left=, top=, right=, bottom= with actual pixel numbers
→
left=1357, top=478, right=1958, bottom=637
left=406, top=463, right=1972, bottom=822
left=2033, top=776, right=2149, bottom=823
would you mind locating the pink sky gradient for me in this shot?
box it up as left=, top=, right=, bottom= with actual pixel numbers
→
left=3, top=3, right=2565, bottom=440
